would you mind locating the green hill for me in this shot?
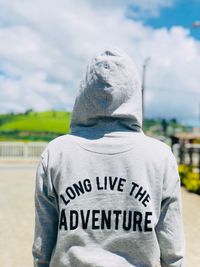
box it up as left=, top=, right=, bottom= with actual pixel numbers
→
left=0, top=110, right=71, bottom=141
left=0, top=110, right=191, bottom=142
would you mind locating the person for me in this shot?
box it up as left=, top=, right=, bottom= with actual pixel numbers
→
left=32, top=48, right=185, bottom=267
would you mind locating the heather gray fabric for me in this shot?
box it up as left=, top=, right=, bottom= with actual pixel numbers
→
left=70, top=48, right=142, bottom=132
left=33, top=48, right=185, bottom=267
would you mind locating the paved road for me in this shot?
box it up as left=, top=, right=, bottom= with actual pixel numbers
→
left=181, top=187, right=200, bottom=266
left=0, top=162, right=199, bottom=267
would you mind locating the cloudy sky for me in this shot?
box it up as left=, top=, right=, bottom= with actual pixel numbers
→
left=0, top=0, right=200, bottom=126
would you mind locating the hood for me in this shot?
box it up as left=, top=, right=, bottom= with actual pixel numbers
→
left=70, top=48, right=143, bottom=133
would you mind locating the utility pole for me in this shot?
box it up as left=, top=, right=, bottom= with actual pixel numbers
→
left=141, top=57, right=150, bottom=121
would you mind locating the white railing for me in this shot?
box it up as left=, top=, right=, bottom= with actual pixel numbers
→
left=0, top=142, right=47, bottom=159
left=172, top=143, right=200, bottom=166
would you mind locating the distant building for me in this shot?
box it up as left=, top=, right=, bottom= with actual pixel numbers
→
left=170, top=129, right=200, bottom=146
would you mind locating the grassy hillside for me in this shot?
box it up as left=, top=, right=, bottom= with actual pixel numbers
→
left=0, top=110, right=191, bottom=142
left=0, top=110, right=71, bottom=141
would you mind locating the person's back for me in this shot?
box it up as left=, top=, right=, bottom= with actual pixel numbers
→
left=32, top=48, right=185, bottom=267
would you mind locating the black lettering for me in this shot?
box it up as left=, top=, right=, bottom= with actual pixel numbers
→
left=117, top=178, right=126, bottom=192
left=142, top=194, right=151, bottom=207
left=101, top=210, right=111, bottom=229
left=96, top=177, right=103, bottom=190
left=135, top=187, right=146, bottom=202
left=70, top=210, right=78, bottom=230
left=59, top=209, right=67, bottom=230
left=129, top=182, right=139, bottom=196
left=109, top=176, right=118, bottom=190
left=104, top=176, right=107, bottom=190
left=66, top=187, right=76, bottom=200
left=113, top=210, right=122, bottom=230
left=123, top=211, right=132, bottom=231
left=80, top=210, right=90, bottom=229
left=84, top=179, right=92, bottom=192
left=92, top=210, right=100, bottom=229
left=133, top=211, right=142, bottom=231
left=144, top=212, right=153, bottom=232
left=73, top=181, right=84, bottom=196
left=60, top=194, right=70, bottom=206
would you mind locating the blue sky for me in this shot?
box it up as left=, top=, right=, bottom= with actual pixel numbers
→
left=144, top=0, right=200, bottom=40
left=0, top=0, right=200, bottom=126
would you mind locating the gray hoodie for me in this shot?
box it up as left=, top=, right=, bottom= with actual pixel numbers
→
left=32, top=48, right=185, bottom=267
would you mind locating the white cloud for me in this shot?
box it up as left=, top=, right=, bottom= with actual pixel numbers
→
left=0, top=0, right=199, bottom=126
left=141, top=27, right=200, bottom=124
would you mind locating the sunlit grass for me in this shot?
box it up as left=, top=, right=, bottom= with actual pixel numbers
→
left=0, top=110, right=71, bottom=133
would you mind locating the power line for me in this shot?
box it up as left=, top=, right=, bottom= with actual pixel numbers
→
left=141, top=57, right=151, bottom=120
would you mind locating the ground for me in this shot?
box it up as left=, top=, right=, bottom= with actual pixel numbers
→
left=0, top=161, right=199, bottom=267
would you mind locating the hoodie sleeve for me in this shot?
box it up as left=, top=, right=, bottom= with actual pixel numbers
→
left=156, top=150, right=185, bottom=267
left=32, top=154, right=59, bottom=267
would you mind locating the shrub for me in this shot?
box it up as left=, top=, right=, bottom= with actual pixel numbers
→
left=178, top=164, right=191, bottom=186
left=178, top=164, right=200, bottom=194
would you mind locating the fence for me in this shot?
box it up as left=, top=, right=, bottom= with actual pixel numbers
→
left=0, top=142, right=47, bottom=159
left=1, top=141, right=200, bottom=169
left=172, top=143, right=200, bottom=177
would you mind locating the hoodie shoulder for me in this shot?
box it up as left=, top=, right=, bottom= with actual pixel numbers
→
left=142, top=134, right=173, bottom=159
left=48, top=134, right=74, bottom=150
left=40, top=134, right=75, bottom=158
